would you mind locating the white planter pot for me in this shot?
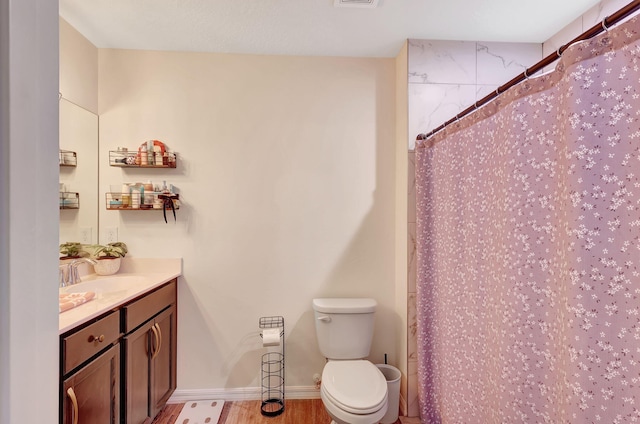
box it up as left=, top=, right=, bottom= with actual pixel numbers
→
left=94, top=257, right=122, bottom=276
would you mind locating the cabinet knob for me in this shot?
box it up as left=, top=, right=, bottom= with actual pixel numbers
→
left=88, top=334, right=105, bottom=343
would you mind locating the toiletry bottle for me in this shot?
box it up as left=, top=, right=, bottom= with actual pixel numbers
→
left=131, top=183, right=140, bottom=209
left=144, top=181, right=154, bottom=206
left=121, top=184, right=131, bottom=208
left=148, top=140, right=154, bottom=165
left=138, top=183, right=147, bottom=208
left=153, top=184, right=162, bottom=208
left=140, top=144, right=148, bottom=166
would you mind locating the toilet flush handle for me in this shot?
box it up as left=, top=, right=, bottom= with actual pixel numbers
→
left=317, top=315, right=331, bottom=323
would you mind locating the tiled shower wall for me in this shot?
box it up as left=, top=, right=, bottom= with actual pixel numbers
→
left=405, top=39, right=541, bottom=417
left=407, top=39, right=542, bottom=150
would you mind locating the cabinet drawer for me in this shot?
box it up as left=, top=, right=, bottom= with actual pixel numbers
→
left=124, top=280, right=176, bottom=333
left=62, top=310, right=120, bottom=375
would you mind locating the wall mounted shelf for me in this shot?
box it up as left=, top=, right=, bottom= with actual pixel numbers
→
left=60, top=192, right=79, bottom=209
left=109, top=150, right=177, bottom=168
left=59, top=150, right=77, bottom=167
left=105, top=192, right=179, bottom=211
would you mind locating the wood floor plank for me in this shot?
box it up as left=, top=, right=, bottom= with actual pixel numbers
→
left=150, top=402, right=184, bottom=424
left=152, top=398, right=409, bottom=424
left=151, top=399, right=404, bottom=424
left=283, top=399, right=313, bottom=424
left=151, top=399, right=333, bottom=424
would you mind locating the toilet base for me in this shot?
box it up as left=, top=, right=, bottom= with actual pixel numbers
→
left=329, top=417, right=397, bottom=424
left=321, top=394, right=387, bottom=424
left=327, top=418, right=384, bottom=424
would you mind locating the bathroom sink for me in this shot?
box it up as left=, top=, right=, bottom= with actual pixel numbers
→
left=60, top=275, right=151, bottom=295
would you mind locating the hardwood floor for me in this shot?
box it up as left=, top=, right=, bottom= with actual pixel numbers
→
left=151, top=399, right=331, bottom=424
left=151, top=399, right=407, bottom=423
left=150, top=403, right=185, bottom=424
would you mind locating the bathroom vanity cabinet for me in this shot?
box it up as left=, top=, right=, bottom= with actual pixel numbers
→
left=60, top=279, right=177, bottom=424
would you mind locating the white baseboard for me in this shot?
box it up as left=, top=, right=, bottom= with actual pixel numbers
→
left=169, top=385, right=321, bottom=404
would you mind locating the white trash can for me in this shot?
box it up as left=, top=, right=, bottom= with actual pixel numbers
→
left=376, top=364, right=401, bottom=424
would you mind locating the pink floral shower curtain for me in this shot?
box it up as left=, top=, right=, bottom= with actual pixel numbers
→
left=415, top=16, right=640, bottom=423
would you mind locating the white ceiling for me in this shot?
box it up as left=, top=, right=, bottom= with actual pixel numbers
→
left=59, top=0, right=602, bottom=58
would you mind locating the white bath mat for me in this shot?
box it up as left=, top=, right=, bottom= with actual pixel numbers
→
left=176, top=399, right=224, bottom=424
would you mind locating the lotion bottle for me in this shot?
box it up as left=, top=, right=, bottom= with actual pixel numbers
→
left=131, top=183, right=140, bottom=209
left=121, top=184, right=131, bottom=208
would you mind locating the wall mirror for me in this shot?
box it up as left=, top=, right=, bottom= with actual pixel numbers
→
left=59, top=97, right=99, bottom=245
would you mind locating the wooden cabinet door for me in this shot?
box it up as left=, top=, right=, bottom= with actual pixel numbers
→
left=62, top=344, right=119, bottom=424
left=123, top=281, right=177, bottom=424
left=123, top=319, right=154, bottom=424
left=150, top=305, right=177, bottom=418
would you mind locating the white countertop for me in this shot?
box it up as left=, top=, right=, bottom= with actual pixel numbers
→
left=59, top=258, right=182, bottom=334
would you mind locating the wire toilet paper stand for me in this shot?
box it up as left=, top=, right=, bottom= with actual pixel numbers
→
left=259, top=316, right=285, bottom=417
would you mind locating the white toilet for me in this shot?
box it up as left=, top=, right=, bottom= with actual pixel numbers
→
left=312, top=298, right=388, bottom=424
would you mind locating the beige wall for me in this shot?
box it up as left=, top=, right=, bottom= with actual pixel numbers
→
left=98, top=49, right=398, bottom=392
left=59, top=18, right=98, bottom=113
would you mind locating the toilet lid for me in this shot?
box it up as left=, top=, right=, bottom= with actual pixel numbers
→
left=322, top=360, right=387, bottom=414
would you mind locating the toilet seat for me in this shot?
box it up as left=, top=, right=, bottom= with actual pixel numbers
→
left=321, top=360, right=387, bottom=414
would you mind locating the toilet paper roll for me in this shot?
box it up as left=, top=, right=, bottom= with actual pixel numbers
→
left=262, top=328, right=281, bottom=347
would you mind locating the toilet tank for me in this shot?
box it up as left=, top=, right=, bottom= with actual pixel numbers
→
left=312, top=298, right=376, bottom=360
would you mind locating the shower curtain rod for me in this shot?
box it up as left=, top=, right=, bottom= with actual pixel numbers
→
left=417, top=0, right=640, bottom=141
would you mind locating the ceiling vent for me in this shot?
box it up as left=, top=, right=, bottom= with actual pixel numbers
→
left=334, top=0, right=379, bottom=8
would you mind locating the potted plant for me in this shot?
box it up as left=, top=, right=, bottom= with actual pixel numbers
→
left=59, top=242, right=89, bottom=260
left=91, top=242, right=128, bottom=275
